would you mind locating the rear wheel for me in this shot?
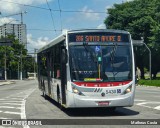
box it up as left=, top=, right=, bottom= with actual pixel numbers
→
left=42, top=90, right=47, bottom=99
left=57, top=87, right=64, bottom=110
left=108, top=107, right=116, bottom=112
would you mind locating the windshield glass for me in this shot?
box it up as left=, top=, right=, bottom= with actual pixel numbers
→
left=69, top=44, right=132, bottom=82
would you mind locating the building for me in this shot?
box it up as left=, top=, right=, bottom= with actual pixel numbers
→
left=0, top=24, right=27, bottom=48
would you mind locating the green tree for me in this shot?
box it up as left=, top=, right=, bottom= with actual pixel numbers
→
left=0, top=34, right=35, bottom=79
left=104, top=0, right=160, bottom=79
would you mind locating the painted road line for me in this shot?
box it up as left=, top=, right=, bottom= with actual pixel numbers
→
left=0, top=117, right=11, bottom=119
left=0, top=101, right=23, bottom=103
left=136, top=102, right=160, bottom=110
left=0, top=106, right=21, bottom=109
left=136, top=104, right=153, bottom=109
left=0, top=126, right=16, bottom=128
left=0, top=99, right=6, bottom=100
left=9, top=98, right=23, bottom=100
left=0, top=110, right=2, bottom=112
left=134, top=99, right=146, bottom=102
left=137, top=102, right=160, bottom=105
left=154, top=105, right=160, bottom=110
left=0, top=103, right=22, bottom=105
left=4, top=111, right=21, bottom=115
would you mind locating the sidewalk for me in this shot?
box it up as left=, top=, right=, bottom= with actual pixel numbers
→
left=0, top=80, right=16, bottom=86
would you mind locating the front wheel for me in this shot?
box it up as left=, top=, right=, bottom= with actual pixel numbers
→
left=42, top=90, right=47, bottom=99
left=57, top=90, right=64, bottom=110
left=108, top=107, right=116, bottom=112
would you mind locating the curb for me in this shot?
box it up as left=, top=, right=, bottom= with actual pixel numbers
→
left=0, top=81, right=16, bottom=86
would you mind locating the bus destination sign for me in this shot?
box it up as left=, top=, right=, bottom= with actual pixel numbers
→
left=76, top=35, right=121, bottom=42
left=69, top=32, right=129, bottom=43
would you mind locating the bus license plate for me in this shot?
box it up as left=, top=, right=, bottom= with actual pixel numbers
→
left=106, top=89, right=121, bottom=94
left=98, top=101, right=109, bottom=106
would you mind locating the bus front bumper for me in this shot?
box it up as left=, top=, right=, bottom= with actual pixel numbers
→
left=66, top=91, right=134, bottom=108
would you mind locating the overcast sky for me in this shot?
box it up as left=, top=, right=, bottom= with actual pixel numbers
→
left=0, top=0, right=131, bottom=52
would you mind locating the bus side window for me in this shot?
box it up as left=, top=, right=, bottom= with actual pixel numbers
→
left=54, top=44, right=61, bottom=79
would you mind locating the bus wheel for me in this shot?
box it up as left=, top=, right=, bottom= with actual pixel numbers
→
left=57, top=88, right=63, bottom=110
left=109, top=107, right=116, bottom=112
left=42, top=91, right=46, bottom=99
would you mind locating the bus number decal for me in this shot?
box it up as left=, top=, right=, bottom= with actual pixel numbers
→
left=106, top=89, right=121, bottom=94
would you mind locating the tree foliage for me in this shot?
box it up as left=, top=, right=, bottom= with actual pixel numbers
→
left=0, top=35, right=35, bottom=79
left=104, top=0, right=160, bottom=79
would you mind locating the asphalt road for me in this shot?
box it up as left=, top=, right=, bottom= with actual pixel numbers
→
left=0, top=80, right=160, bottom=128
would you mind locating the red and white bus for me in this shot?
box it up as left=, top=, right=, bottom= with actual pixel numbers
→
left=37, top=29, right=136, bottom=110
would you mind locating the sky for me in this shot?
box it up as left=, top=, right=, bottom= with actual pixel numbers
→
left=0, top=0, right=132, bottom=53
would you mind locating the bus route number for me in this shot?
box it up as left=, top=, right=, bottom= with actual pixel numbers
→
left=106, top=90, right=116, bottom=94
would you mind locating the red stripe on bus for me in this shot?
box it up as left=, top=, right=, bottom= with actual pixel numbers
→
left=73, top=81, right=131, bottom=87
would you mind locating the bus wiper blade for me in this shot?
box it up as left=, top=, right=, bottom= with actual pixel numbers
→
left=109, top=43, right=118, bottom=80
left=83, top=42, right=97, bottom=63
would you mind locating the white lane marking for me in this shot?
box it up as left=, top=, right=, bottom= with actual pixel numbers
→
left=4, top=111, right=21, bottom=115
left=0, top=103, right=22, bottom=105
left=137, top=102, right=160, bottom=105
left=0, top=126, right=15, bottom=128
left=0, top=88, right=36, bottom=128
left=154, top=105, right=160, bottom=110
left=0, top=99, right=5, bottom=100
left=21, top=100, right=26, bottom=119
left=9, top=98, right=23, bottom=100
left=136, top=101, right=160, bottom=110
left=0, top=101, right=23, bottom=103
left=0, top=106, right=21, bottom=109
left=0, top=117, right=11, bottom=119
left=21, top=89, right=36, bottom=119
left=21, top=89, right=35, bottom=128
left=134, top=99, right=146, bottom=102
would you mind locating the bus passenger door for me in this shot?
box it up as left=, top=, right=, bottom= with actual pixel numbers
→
left=60, top=48, right=67, bottom=105
left=47, top=52, right=52, bottom=97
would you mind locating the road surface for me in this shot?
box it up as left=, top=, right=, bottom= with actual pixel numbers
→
left=0, top=80, right=159, bottom=128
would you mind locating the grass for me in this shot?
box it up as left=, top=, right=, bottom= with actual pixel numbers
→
left=138, top=79, right=160, bottom=87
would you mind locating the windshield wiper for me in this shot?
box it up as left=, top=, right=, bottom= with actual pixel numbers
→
left=109, top=43, right=118, bottom=80
left=83, top=42, right=98, bottom=63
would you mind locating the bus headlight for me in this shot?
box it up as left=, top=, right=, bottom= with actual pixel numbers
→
left=72, top=84, right=85, bottom=96
left=123, top=85, right=132, bottom=94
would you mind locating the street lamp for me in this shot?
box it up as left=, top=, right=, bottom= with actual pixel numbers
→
left=132, top=39, right=152, bottom=80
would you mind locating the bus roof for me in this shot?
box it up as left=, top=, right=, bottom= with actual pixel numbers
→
left=37, top=29, right=130, bottom=54
left=37, top=34, right=65, bottom=54
left=67, top=29, right=130, bottom=34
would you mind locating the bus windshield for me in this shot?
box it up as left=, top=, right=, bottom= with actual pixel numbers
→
left=69, top=44, right=132, bottom=82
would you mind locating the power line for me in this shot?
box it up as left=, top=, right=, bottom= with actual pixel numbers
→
left=0, top=0, right=106, bottom=14
left=27, top=28, right=62, bottom=32
left=45, top=0, right=57, bottom=33
left=57, top=0, right=63, bottom=32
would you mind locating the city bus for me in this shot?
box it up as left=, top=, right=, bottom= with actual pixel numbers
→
left=37, top=29, right=136, bottom=110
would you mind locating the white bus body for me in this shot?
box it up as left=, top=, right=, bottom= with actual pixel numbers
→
left=37, top=29, right=135, bottom=109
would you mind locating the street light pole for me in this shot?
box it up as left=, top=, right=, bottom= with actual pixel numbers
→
left=132, top=39, right=152, bottom=80
left=143, top=43, right=152, bottom=80
left=34, top=49, right=38, bottom=78
left=4, top=47, right=7, bottom=80
left=20, top=49, right=22, bottom=80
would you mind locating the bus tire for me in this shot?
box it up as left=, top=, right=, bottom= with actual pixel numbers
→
left=42, top=90, right=47, bottom=99
left=57, top=86, right=63, bottom=110
left=109, top=107, right=116, bottom=112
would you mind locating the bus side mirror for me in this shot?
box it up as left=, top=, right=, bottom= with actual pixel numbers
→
left=61, top=48, right=68, bottom=64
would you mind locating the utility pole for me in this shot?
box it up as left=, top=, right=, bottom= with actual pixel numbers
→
left=34, top=49, right=38, bottom=78
left=132, top=39, right=152, bottom=80
left=20, top=49, right=22, bottom=80
left=143, top=43, right=152, bottom=80
left=4, top=47, right=7, bottom=80
left=20, top=11, right=27, bottom=24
